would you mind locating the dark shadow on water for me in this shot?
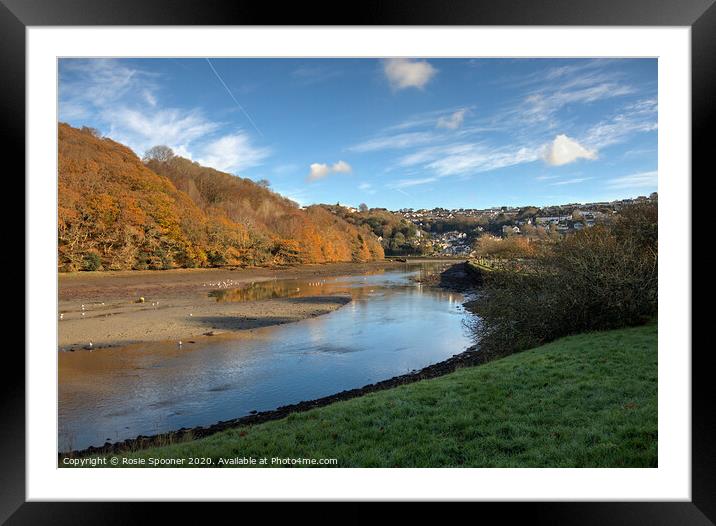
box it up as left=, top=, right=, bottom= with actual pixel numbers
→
left=105, top=409, right=133, bottom=417
left=303, top=344, right=363, bottom=355
left=190, top=316, right=298, bottom=331
left=207, top=384, right=232, bottom=392
left=283, top=295, right=352, bottom=305
left=148, top=399, right=174, bottom=409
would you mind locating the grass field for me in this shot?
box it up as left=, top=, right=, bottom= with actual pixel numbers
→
left=90, top=323, right=657, bottom=468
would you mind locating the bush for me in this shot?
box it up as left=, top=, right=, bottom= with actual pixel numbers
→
left=207, top=250, right=227, bottom=267
left=271, top=239, right=302, bottom=265
left=469, top=203, right=657, bottom=358
left=81, top=252, right=102, bottom=271
left=473, top=235, right=538, bottom=260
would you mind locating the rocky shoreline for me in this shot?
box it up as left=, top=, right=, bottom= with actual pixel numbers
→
left=60, top=262, right=483, bottom=460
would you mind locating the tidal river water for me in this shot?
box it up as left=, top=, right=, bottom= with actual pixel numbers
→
left=58, top=263, right=474, bottom=451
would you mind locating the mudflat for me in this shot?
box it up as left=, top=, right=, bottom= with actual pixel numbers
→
left=58, top=261, right=402, bottom=350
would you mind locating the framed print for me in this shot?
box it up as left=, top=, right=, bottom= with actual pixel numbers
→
left=4, top=0, right=710, bottom=520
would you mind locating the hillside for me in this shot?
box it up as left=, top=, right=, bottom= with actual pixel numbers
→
left=58, top=124, right=383, bottom=271
left=321, top=204, right=432, bottom=255
left=78, top=323, right=657, bottom=467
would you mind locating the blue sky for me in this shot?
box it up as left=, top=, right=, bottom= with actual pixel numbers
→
left=59, top=58, right=657, bottom=210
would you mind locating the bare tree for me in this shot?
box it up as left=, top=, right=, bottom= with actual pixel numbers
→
left=143, top=145, right=175, bottom=163
left=257, top=179, right=271, bottom=188
left=80, top=126, right=102, bottom=138
left=359, top=203, right=369, bottom=212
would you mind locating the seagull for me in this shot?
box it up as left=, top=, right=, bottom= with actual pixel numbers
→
left=178, top=340, right=183, bottom=347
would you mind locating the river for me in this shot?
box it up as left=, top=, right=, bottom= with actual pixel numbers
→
left=58, top=263, right=474, bottom=451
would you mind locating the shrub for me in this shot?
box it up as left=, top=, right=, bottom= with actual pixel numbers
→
left=81, top=252, right=102, bottom=271
left=473, top=235, right=537, bottom=260
left=207, top=250, right=227, bottom=267
left=469, top=203, right=657, bottom=359
left=272, top=239, right=302, bottom=265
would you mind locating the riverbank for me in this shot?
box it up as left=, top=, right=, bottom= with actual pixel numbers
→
left=58, top=261, right=403, bottom=350
left=66, top=323, right=657, bottom=467
left=62, top=342, right=484, bottom=458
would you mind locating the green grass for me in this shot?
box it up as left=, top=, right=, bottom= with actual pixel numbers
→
left=91, top=323, right=657, bottom=468
left=467, top=259, right=495, bottom=273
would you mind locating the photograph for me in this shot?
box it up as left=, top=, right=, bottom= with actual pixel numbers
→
left=4, top=1, right=706, bottom=513
left=56, top=56, right=659, bottom=469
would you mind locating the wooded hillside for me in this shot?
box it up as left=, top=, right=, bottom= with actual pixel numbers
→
left=58, top=123, right=383, bottom=271
left=321, top=205, right=432, bottom=255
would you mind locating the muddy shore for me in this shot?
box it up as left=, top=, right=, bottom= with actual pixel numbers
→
left=58, top=261, right=404, bottom=350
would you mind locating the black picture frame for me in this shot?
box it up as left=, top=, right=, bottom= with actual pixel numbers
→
left=4, top=0, right=707, bottom=521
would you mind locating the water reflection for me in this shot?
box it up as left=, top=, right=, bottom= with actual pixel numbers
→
left=208, top=269, right=396, bottom=303
left=58, top=263, right=473, bottom=451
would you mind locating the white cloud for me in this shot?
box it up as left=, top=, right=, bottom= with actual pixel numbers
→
left=60, top=58, right=157, bottom=110
left=172, top=144, right=194, bottom=159
left=103, top=107, right=221, bottom=156
left=272, top=163, right=298, bottom=175
left=381, top=62, right=638, bottom=139
left=142, top=89, right=158, bottom=107
left=383, top=105, right=477, bottom=133
left=383, top=58, right=437, bottom=90
left=550, top=177, right=593, bottom=186
left=543, top=134, right=597, bottom=166
left=308, top=163, right=331, bottom=181
left=59, top=101, right=91, bottom=121
left=583, top=98, right=658, bottom=150
left=437, top=109, right=467, bottom=130
left=606, top=171, right=657, bottom=189
left=365, top=66, right=651, bottom=181
left=535, top=174, right=561, bottom=181
left=389, top=177, right=439, bottom=189
left=332, top=160, right=352, bottom=173
left=358, top=182, right=376, bottom=194
left=59, top=59, right=273, bottom=173
left=398, top=142, right=541, bottom=177
left=194, top=132, right=270, bottom=173
left=499, top=66, right=638, bottom=130
left=307, top=160, right=352, bottom=181
left=291, top=65, right=342, bottom=86
left=431, top=145, right=541, bottom=176
left=349, top=131, right=435, bottom=153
